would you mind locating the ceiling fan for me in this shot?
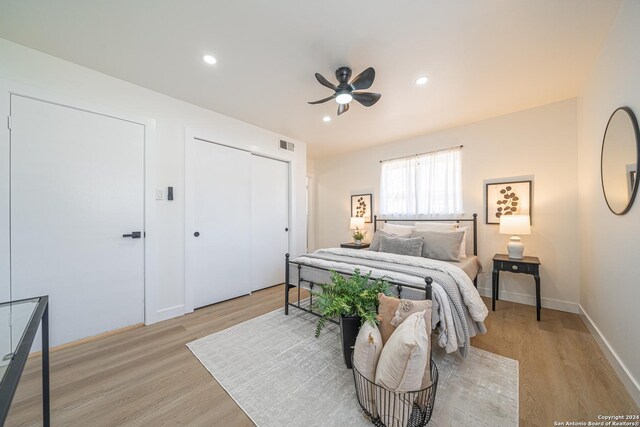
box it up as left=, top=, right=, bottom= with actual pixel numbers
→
left=308, top=66, right=381, bottom=116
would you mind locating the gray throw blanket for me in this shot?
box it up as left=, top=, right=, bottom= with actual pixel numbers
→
left=299, top=251, right=487, bottom=357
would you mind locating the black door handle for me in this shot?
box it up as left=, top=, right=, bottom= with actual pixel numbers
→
left=285, top=228, right=288, bottom=232
left=123, top=231, right=142, bottom=239
left=194, top=231, right=200, bottom=237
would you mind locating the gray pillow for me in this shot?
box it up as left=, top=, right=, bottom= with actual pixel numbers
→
left=410, top=230, right=465, bottom=261
left=368, top=229, right=391, bottom=251
left=378, top=235, right=424, bottom=257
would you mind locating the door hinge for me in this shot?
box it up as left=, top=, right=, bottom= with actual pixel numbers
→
left=7, top=116, right=12, bottom=130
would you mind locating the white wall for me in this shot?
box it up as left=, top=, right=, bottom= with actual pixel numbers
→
left=577, top=0, right=640, bottom=403
left=0, top=38, right=307, bottom=323
left=313, top=99, right=580, bottom=312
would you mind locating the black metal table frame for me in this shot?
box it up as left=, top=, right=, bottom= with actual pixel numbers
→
left=0, top=296, right=50, bottom=427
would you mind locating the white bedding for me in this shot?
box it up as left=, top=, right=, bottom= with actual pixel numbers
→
left=293, top=248, right=489, bottom=355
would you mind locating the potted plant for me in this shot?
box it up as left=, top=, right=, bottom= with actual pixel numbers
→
left=313, top=269, right=390, bottom=368
left=352, top=229, right=366, bottom=245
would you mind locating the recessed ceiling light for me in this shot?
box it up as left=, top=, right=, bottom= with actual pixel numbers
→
left=415, top=76, right=429, bottom=85
left=322, top=116, right=331, bottom=123
left=203, top=54, right=217, bottom=65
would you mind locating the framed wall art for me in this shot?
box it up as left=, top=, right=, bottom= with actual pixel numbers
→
left=351, top=193, right=372, bottom=223
left=485, top=180, right=532, bottom=225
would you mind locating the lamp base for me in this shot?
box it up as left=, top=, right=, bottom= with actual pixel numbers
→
left=507, top=236, right=525, bottom=259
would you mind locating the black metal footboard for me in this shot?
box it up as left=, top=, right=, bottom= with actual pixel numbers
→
left=284, top=253, right=433, bottom=321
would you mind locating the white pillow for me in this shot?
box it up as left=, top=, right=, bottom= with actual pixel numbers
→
left=354, top=322, right=383, bottom=381
left=375, top=311, right=430, bottom=426
left=414, top=222, right=457, bottom=232
left=353, top=322, right=383, bottom=414
left=458, top=226, right=468, bottom=258
left=382, top=223, right=415, bottom=237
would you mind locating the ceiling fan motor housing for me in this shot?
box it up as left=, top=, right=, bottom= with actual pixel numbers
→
left=336, top=67, right=352, bottom=85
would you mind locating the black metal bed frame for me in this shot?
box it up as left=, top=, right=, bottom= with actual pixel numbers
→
left=374, top=213, right=479, bottom=288
left=284, top=253, right=433, bottom=323
left=284, top=214, right=479, bottom=318
left=373, top=213, right=478, bottom=258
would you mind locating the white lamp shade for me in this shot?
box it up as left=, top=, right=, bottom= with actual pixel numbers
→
left=499, top=215, right=531, bottom=235
left=350, top=216, right=365, bottom=230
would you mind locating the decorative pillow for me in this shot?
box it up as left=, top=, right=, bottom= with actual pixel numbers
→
left=353, top=322, right=383, bottom=381
left=382, top=223, right=415, bottom=237
left=368, top=229, right=391, bottom=251
left=414, top=223, right=468, bottom=258
left=414, top=222, right=457, bottom=232
left=410, top=229, right=464, bottom=261
left=378, top=235, right=423, bottom=257
left=375, top=311, right=431, bottom=426
left=378, top=293, right=432, bottom=344
left=458, top=226, right=468, bottom=258
left=353, top=322, right=383, bottom=414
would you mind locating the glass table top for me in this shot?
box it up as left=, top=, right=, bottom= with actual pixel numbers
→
left=0, top=298, right=40, bottom=383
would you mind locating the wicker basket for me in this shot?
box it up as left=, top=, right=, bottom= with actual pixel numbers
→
left=351, top=356, right=438, bottom=427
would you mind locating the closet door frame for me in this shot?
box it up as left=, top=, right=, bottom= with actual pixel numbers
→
left=0, top=79, right=159, bottom=324
left=184, top=128, right=292, bottom=314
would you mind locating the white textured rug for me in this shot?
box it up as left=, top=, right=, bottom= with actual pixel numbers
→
left=187, top=308, right=518, bottom=426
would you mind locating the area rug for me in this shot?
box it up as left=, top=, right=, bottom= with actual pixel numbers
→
left=187, top=308, right=518, bottom=426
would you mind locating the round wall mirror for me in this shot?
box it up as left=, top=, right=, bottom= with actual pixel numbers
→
left=601, top=107, right=640, bottom=215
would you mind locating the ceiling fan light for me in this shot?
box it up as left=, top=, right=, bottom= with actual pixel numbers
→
left=335, top=92, right=353, bottom=105
left=203, top=54, right=217, bottom=65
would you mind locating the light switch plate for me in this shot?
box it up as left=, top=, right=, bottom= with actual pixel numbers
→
left=155, top=189, right=164, bottom=200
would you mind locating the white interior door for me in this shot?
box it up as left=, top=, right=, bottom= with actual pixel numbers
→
left=10, top=95, right=145, bottom=348
left=192, top=140, right=251, bottom=308
left=251, top=155, right=289, bottom=290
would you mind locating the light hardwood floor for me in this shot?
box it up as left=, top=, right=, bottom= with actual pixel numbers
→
left=6, top=286, right=639, bottom=426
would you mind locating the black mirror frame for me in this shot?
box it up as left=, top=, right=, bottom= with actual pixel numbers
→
left=601, top=106, right=640, bottom=215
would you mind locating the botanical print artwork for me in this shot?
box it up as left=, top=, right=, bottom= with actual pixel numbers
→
left=351, top=193, right=373, bottom=223
left=355, top=196, right=366, bottom=217
left=485, top=180, right=532, bottom=224
left=495, top=185, right=519, bottom=219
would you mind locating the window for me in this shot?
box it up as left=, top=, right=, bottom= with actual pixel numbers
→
left=379, top=146, right=463, bottom=216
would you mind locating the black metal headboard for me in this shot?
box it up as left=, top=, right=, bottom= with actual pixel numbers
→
left=373, top=213, right=478, bottom=256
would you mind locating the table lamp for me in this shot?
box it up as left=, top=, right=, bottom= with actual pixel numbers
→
left=349, top=217, right=365, bottom=244
left=499, top=215, right=531, bottom=259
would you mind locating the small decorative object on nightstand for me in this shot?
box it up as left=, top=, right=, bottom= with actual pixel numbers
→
left=340, top=242, right=370, bottom=249
left=349, top=216, right=366, bottom=245
left=499, top=215, right=531, bottom=259
left=492, top=254, right=542, bottom=320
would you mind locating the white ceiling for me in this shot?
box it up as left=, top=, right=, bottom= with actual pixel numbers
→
left=0, top=0, right=621, bottom=158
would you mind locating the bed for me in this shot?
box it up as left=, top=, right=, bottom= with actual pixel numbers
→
left=284, top=214, right=489, bottom=356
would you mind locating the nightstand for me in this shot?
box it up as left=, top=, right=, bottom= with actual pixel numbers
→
left=340, top=243, right=370, bottom=249
left=492, top=254, right=542, bottom=321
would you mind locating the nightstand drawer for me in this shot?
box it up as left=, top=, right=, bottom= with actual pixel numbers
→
left=498, top=260, right=532, bottom=274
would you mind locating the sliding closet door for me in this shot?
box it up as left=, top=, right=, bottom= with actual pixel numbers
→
left=251, top=155, right=289, bottom=290
left=192, top=140, right=251, bottom=308
left=10, top=94, right=145, bottom=348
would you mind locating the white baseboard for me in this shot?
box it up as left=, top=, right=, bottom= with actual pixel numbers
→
left=155, top=304, right=185, bottom=322
left=477, top=286, right=579, bottom=314
left=579, top=305, right=640, bottom=406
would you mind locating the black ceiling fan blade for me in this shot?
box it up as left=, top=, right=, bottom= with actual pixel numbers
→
left=352, top=92, right=381, bottom=107
left=337, top=103, right=350, bottom=116
left=307, top=94, right=336, bottom=105
left=315, top=73, right=337, bottom=91
left=349, top=67, right=375, bottom=90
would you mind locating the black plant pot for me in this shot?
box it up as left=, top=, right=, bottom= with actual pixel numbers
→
left=340, top=315, right=361, bottom=369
